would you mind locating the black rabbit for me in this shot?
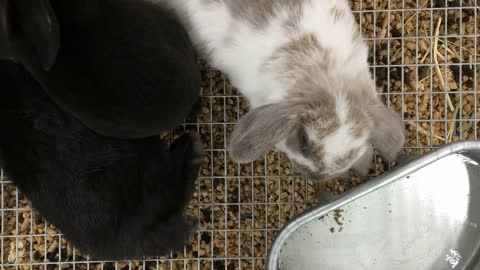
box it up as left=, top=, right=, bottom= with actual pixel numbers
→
left=0, top=61, right=202, bottom=260
left=1, top=0, right=201, bottom=139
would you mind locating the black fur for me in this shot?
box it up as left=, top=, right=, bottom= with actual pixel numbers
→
left=0, top=61, right=202, bottom=260
left=22, top=0, right=201, bottom=139
left=0, top=0, right=60, bottom=70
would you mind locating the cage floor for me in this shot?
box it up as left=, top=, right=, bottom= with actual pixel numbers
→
left=1, top=0, right=479, bottom=269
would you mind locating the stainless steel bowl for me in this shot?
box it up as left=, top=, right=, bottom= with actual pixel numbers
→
left=268, top=141, right=480, bottom=270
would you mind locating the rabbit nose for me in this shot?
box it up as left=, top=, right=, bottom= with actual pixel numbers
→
left=290, top=161, right=327, bottom=180
left=303, top=170, right=327, bottom=181
left=314, top=173, right=330, bottom=181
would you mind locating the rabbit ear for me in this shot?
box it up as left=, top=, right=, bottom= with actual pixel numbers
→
left=368, top=100, right=405, bottom=162
left=229, top=103, right=297, bottom=163
left=12, top=0, right=60, bottom=70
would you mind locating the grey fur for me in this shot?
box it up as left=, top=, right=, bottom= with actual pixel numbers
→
left=229, top=103, right=297, bottom=162
left=368, top=100, right=406, bottom=162
left=208, top=0, right=304, bottom=29
left=351, top=145, right=373, bottom=176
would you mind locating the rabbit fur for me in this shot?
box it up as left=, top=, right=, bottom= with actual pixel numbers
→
left=0, top=61, right=203, bottom=260
left=0, top=0, right=60, bottom=70
left=3, top=0, right=201, bottom=139
left=158, top=0, right=405, bottom=179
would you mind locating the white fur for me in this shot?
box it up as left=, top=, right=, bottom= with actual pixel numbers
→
left=160, top=0, right=373, bottom=107
left=322, top=125, right=369, bottom=174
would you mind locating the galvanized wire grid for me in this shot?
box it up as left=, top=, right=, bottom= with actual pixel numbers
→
left=0, top=0, right=478, bottom=269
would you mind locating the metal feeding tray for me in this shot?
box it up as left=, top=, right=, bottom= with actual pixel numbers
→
left=268, top=141, right=480, bottom=270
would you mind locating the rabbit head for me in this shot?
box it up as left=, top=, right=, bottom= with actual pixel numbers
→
left=229, top=36, right=405, bottom=180
left=229, top=83, right=404, bottom=179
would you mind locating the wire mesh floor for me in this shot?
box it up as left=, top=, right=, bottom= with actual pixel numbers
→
left=1, top=0, right=479, bottom=269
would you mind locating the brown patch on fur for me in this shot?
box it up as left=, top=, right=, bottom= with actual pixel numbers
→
left=223, top=0, right=304, bottom=29
left=335, top=149, right=358, bottom=168
left=264, top=33, right=330, bottom=80
left=282, top=76, right=340, bottom=165
left=347, top=100, right=369, bottom=137
left=342, top=71, right=377, bottom=138
left=265, top=34, right=338, bottom=139
left=281, top=34, right=322, bottom=57
left=329, top=6, right=346, bottom=22
left=289, top=78, right=335, bottom=111
left=283, top=6, right=303, bottom=32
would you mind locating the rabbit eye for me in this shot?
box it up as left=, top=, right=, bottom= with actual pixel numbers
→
left=298, top=127, right=309, bottom=151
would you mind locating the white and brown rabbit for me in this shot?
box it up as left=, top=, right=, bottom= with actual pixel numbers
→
left=159, top=0, right=406, bottom=179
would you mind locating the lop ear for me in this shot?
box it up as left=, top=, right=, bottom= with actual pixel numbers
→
left=368, top=100, right=405, bottom=162
left=229, top=104, right=297, bottom=163
left=13, top=0, right=60, bottom=70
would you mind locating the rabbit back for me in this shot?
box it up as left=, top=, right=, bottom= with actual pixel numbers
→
left=27, top=0, right=201, bottom=139
left=163, top=0, right=405, bottom=179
